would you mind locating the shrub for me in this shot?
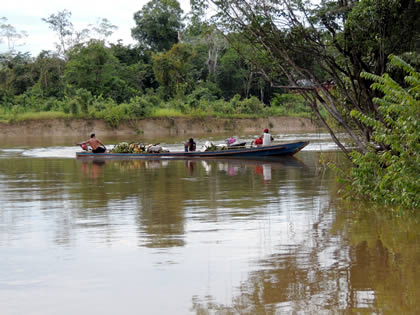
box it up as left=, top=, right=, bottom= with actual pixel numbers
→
left=90, top=95, right=107, bottom=113
left=270, top=92, right=312, bottom=116
left=166, top=98, right=191, bottom=114
left=151, top=107, right=185, bottom=117
left=103, top=104, right=125, bottom=128
left=69, top=99, right=79, bottom=115
left=208, top=99, right=233, bottom=115
left=234, top=96, right=265, bottom=114
left=340, top=56, right=420, bottom=209
left=75, top=88, right=92, bottom=114
left=127, top=96, right=153, bottom=117
left=41, top=98, right=60, bottom=111
left=186, top=82, right=221, bottom=109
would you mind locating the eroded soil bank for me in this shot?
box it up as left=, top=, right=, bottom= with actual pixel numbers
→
left=0, top=116, right=320, bottom=138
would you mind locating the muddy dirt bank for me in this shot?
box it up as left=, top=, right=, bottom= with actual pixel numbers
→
left=0, top=117, right=321, bottom=138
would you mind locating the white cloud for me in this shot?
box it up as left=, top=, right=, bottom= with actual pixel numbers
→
left=0, top=0, right=191, bottom=56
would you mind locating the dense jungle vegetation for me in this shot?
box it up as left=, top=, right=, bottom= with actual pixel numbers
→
left=0, top=4, right=314, bottom=125
left=1, top=0, right=419, bottom=208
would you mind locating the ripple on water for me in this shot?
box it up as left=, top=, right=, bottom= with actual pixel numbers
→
left=21, top=147, right=79, bottom=159
left=3, top=132, right=342, bottom=160
left=0, top=148, right=26, bottom=159
left=1, top=148, right=25, bottom=152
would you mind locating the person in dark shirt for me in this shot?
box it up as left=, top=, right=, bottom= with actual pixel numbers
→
left=184, top=138, right=196, bottom=152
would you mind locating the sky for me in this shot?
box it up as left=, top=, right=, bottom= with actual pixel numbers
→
left=0, top=0, right=191, bottom=56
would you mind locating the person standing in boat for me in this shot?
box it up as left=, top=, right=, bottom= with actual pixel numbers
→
left=79, top=133, right=107, bottom=153
left=184, top=138, right=196, bottom=152
left=263, top=128, right=274, bottom=146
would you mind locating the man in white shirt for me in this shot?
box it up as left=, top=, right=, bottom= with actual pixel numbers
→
left=263, top=128, right=273, bottom=146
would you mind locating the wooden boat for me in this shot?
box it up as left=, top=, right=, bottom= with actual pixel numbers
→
left=76, top=141, right=309, bottom=160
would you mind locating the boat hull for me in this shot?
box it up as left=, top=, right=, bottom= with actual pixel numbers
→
left=76, top=141, right=309, bottom=160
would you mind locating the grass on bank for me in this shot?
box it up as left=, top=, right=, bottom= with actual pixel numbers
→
left=7, top=111, right=73, bottom=122
left=0, top=108, right=315, bottom=124
left=0, top=93, right=318, bottom=125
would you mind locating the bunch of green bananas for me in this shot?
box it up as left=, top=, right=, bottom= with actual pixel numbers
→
left=111, top=142, right=146, bottom=154
left=111, top=142, right=132, bottom=153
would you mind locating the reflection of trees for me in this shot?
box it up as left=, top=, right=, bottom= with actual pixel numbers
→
left=190, top=201, right=420, bottom=314
left=344, top=204, right=420, bottom=313
left=4, top=154, right=418, bottom=313
left=135, top=161, right=188, bottom=248
left=1, top=155, right=320, bottom=250
left=190, top=204, right=346, bottom=314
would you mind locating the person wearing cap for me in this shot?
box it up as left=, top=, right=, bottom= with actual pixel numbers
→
left=263, top=128, right=274, bottom=146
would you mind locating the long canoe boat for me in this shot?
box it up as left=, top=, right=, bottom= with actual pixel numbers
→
left=76, top=141, right=309, bottom=160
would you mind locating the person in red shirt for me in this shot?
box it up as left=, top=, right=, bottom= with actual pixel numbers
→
left=254, top=136, right=263, bottom=145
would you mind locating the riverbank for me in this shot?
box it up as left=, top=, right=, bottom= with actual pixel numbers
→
left=0, top=117, right=321, bottom=138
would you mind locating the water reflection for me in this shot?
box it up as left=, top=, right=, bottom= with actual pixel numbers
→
left=185, top=160, right=197, bottom=174
left=0, top=156, right=313, bottom=249
left=190, top=203, right=420, bottom=314
left=0, top=151, right=419, bottom=314
left=81, top=160, right=106, bottom=179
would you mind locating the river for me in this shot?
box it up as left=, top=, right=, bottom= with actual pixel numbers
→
left=0, top=133, right=419, bottom=314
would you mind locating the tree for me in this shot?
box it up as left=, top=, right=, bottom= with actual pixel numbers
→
left=0, top=52, right=35, bottom=95
left=32, top=51, right=65, bottom=97
left=193, top=0, right=420, bottom=158
left=344, top=56, right=420, bottom=209
left=152, top=43, right=196, bottom=98
left=64, top=40, right=128, bottom=102
left=110, top=41, right=158, bottom=92
left=89, top=18, right=118, bottom=42
left=131, top=0, right=184, bottom=52
left=217, top=47, right=249, bottom=98
left=42, top=10, right=75, bottom=57
left=0, top=17, right=28, bottom=53
left=42, top=10, right=117, bottom=58
left=198, top=25, right=226, bottom=80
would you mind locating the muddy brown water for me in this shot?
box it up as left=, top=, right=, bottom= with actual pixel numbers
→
left=0, top=133, right=419, bottom=314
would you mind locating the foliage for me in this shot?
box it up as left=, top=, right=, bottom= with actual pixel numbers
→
left=270, top=93, right=313, bottom=117
left=101, top=102, right=125, bottom=128
left=216, top=47, right=249, bottom=99
left=42, top=10, right=81, bottom=57
left=186, top=80, right=221, bottom=108
left=126, top=95, right=154, bottom=117
left=150, top=107, right=186, bottom=117
left=185, top=0, right=420, bottom=208
left=131, top=0, right=184, bottom=52
left=0, top=17, right=28, bottom=52
left=2, top=1, right=419, bottom=209
left=64, top=41, right=129, bottom=102
left=0, top=52, right=35, bottom=95
left=32, top=51, right=65, bottom=97
left=339, top=56, right=420, bottom=209
left=0, top=3, right=319, bottom=132
left=74, top=88, right=92, bottom=114
left=111, top=142, right=133, bottom=153
left=152, top=43, right=195, bottom=98
left=195, top=0, right=420, bottom=158
left=1, top=4, right=314, bottom=116
left=7, top=111, right=71, bottom=122
left=89, top=18, right=118, bottom=42
left=41, top=10, right=117, bottom=58
left=233, top=96, right=265, bottom=114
